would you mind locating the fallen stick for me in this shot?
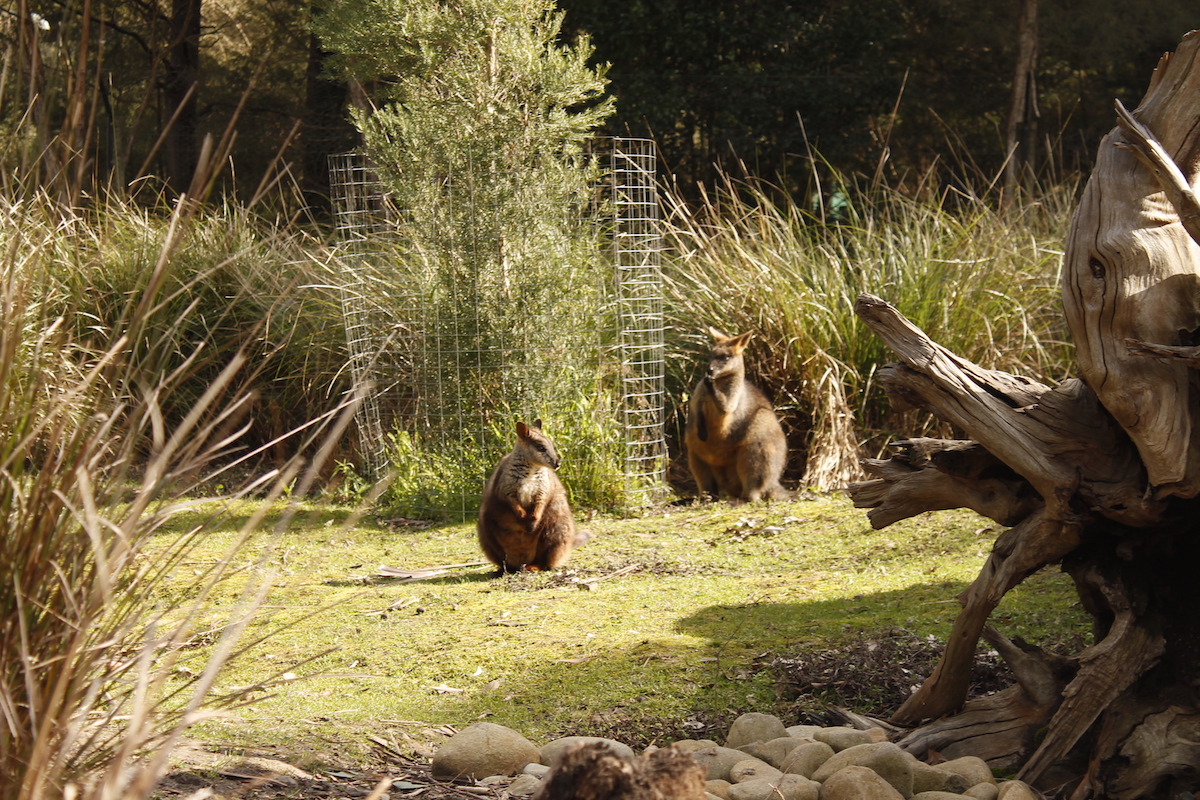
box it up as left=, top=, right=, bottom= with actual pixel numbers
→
left=576, top=563, right=640, bottom=588
left=374, top=561, right=490, bottom=581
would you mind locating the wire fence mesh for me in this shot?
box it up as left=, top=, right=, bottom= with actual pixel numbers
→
left=330, top=138, right=666, bottom=519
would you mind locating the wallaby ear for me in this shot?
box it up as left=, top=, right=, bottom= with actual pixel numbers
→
left=516, top=420, right=529, bottom=439
left=707, top=325, right=731, bottom=343
left=728, top=331, right=754, bottom=354
left=532, top=418, right=543, bottom=430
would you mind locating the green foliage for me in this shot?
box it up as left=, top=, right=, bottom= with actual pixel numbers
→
left=384, top=427, right=496, bottom=519
left=316, top=0, right=627, bottom=514
left=314, top=0, right=613, bottom=196
left=31, top=196, right=348, bottom=454
left=558, top=0, right=1195, bottom=192
left=661, top=169, right=1075, bottom=484
left=381, top=384, right=627, bottom=521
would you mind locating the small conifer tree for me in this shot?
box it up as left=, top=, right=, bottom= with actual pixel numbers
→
left=314, top=0, right=620, bottom=515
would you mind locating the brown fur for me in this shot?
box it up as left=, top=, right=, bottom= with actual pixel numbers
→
left=477, top=420, right=584, bottom=573
left=531, top=742, right=707, bottom=800
left=684, top=328, right=792, bottom=502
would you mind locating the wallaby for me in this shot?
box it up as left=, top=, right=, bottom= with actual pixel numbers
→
left=684, top=328, right=792, bottom=502
left=478, top=420, right=586, bottom=573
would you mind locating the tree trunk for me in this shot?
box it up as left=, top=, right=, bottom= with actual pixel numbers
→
left=1003, top=0, right=1039, bottom=200
left=302, top=31, right=357, bottom=215
left=849, top=30, right=1200, bottom=799
left=163, top=0, right=200, bottom=197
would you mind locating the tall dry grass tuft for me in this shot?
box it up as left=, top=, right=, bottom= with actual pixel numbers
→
left=662, top=172, right=1074, bottom=491
left=40, top=194, right=350, bottom=460
left=0, top=191, right=357, bottom=800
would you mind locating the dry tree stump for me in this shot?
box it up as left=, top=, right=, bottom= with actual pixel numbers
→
left=849, top=30, right=1200, bottom=800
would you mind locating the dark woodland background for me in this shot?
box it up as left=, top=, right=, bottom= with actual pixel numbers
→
left=5, top=0, right=1194, bottom=208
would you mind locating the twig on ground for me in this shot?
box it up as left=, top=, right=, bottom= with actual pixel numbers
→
left=375, top=561, right=491, bottom=581
left=575, top=564, right=641, bottom=589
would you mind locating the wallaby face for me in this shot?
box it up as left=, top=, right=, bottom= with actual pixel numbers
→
left=514, top=419, right=561, bottom=470
left=704, top=328, right=753, bottom=411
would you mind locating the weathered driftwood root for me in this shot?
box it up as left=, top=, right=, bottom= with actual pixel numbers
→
left=891, top=508, right=1083, bottom=725
left=898, top=626, right=1076, bottom=770
left=1061, top=33, right=1200, bottom=493
left=856, top=30, right=1200, bottom=799
left=1017, top=572, right=1165, bottom=787
left=853, top=437, right=1040, bottom=528
left=849, top=295, right=1162, bottom=738
left=1084, top=702, right=1200, bottom=800
left=1113, top=98, right=1200, bottom=251
left=852, top=296, right=1159, bottom=526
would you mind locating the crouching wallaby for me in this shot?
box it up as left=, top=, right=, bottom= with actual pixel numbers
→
left=685, top=328, right=792, bottom=502
left=478, top=420, right=587, bottom=573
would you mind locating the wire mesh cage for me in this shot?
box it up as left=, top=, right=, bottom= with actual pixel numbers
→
left=330, top=138, right=667, bottom=519
left=607, top=139, right=668, bottom=504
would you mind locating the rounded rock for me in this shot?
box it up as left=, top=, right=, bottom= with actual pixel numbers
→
left=778, top=740, right=835, bottom=778
left=820, top=765, right=907, bottom=800
left=965, top=783, right=999, bottom=800
left=692, top=746, right=760, bottom=782
left=811, top=742, right=914, bottom=797
left=785, top=724, right=822, bottom=740
left=912, top=793, right=971, bottom=800
left=737, top=736, right=803, bottom=768
left=940, top=756, right=994, bottom=787
left=431, top=722, right=541, bottom=781
left=814, top=727, right=879, bottom=751
left=728, top=774, right=819, bottom=800
left=726, top=712, right=789, bottom=748
left=507, top=773, right=543, bottom=797
left=673, top=739, right=723, bottom=753
left=540, top=736, right=635, bottom=769
left=706, top=779, right=732, bottom=799
left=729, top=758, right=782, bottom=784
left=908, top=755, right=971, bottom=794
left=996, top=781, right=1039, bottom=800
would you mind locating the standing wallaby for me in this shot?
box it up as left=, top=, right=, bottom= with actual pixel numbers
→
left=478, top=420, right=586, bottom=573
left=684, top=328, right=792, bottom=502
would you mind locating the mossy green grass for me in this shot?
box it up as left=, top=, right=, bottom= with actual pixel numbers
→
left=153, top=493, right=1086, bottom=765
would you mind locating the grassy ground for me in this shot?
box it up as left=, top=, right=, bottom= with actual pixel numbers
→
left=158, top=492, right=1089, bottom=769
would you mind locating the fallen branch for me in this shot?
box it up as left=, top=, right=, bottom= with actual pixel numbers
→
left=375, top=561, right=491, bottom=581
left=575, top=563, right=641, bottom=589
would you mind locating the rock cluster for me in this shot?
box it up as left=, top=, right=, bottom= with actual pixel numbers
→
left=430, top=714, right=1042, bottom=800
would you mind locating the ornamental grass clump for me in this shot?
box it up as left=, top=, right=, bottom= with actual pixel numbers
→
left=660, top=170, right=1074, bottom=490
left=0, top=192, right=353, bottom=800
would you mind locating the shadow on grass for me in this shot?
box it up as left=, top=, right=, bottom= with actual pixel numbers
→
left=415, top=576, right=1092, bottom=746
left=673, top=580, right=973, bottom=645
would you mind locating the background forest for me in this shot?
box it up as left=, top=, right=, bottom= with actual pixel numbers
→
left=0, top=0, right=1193, bottom=205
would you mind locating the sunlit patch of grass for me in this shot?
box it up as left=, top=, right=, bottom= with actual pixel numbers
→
left=153, top=493, right=1088, bottom=761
